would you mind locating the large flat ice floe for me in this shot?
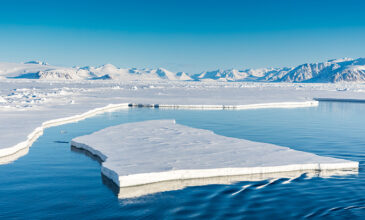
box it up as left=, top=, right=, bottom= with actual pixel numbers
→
left=71, top=120, right=358, bottom=195
left=3, top=80, right=365, bottom=164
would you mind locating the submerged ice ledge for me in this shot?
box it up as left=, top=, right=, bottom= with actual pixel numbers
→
left=0, top=100, right=318, bottom=164
left=71, top=120, right=358, bottom=192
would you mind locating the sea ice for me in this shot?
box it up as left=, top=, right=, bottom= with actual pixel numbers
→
left=2, top=79, right=365, bottom=163
left=71, top=120, right=358, bottom=191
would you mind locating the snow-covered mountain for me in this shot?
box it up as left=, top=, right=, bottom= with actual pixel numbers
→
left=86, top=64, right=192, bottom=81
left=0, top=62, right=93, bottom=80
left=0, top=62, right=192, bottom=81
left=267, top=58, right=365, bottom=83
left=1, top=58, right=365, bottom=83
left=191, top=58, right=365, bottom=83
left=192, top=68, right=277, bottom=82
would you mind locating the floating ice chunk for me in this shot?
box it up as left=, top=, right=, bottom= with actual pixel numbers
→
left=71, top=120, right=358, bottom=193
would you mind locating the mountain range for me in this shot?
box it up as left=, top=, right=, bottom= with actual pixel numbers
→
left=1, top=58, right=365, bottom=83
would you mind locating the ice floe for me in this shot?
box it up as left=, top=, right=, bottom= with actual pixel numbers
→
left=2, top=80, right=365, bottom=163
left=71, top=120, right=358, bottom=197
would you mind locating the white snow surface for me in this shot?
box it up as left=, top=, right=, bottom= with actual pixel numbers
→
left=71, top=120, right=358, bottom=188
left=2, top=80, right=365, bottom=163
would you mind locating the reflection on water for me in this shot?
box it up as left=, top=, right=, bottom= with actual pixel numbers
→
left=0, top=102, right=365, bottom=218
left=112, top=169, right=358, bottom=199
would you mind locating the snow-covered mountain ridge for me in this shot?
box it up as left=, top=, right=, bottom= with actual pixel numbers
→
left=192, top=58, right=365, bottom=83
left=0, top=62, right=192, bottom=81
left=1, top=58, right=365, bottom=83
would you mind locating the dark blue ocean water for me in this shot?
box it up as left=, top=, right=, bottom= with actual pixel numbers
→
left=0, top=102, right=364, bottom=219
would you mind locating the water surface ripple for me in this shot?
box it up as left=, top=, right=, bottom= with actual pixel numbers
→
left=0, top=102, right=364, bottom=219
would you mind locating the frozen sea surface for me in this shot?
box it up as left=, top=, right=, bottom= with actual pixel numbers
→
left=0, top=102, right=364, bottom=219
left=72, top=120, right=356, bottom=189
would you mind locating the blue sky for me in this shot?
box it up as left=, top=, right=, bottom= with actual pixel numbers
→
left=0, top=0, right=365, bottom=73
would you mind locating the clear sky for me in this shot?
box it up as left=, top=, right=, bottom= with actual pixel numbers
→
left=0, top=0, right=365, bottom=73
